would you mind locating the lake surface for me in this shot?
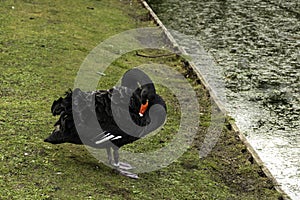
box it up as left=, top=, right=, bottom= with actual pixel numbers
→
left=148, top=0, right=300, bottom=199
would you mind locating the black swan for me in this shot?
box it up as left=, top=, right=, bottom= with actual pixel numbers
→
left=44, top=68, right=167, bottom=178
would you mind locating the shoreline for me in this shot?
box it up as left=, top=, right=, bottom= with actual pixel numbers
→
left=140, top=0, right=290, bottom=199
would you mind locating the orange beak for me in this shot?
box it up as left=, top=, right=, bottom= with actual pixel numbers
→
left=139, top=100, right=149, bottom=117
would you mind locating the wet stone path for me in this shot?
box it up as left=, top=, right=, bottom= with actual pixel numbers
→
left=148, top=0, right=300, bottom=199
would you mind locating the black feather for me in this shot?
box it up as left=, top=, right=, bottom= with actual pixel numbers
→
left=45, top=68, right=167, bottom=149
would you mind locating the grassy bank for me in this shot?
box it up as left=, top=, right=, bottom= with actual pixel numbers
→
left=0, top=0, right=283, bottom=199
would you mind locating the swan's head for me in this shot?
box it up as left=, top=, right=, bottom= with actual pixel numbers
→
left=139, top=84, right=156, bottom=117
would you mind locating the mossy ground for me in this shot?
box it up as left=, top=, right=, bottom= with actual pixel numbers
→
left=1, top=0, right=283, bottom=199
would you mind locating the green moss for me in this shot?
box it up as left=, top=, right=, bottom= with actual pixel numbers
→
left=0, top=0, right=283, bottom=199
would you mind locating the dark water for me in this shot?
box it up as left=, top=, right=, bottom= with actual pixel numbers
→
left=148, top=0, right=300, bottom=199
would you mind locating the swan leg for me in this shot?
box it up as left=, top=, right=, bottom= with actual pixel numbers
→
left=112, top=148, right=133, bottom=170
left=106, top=148, right=113, bottom=165
left=112, top=148, right=138, bottom=179
left=112, top=147, right=119, bottom=167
